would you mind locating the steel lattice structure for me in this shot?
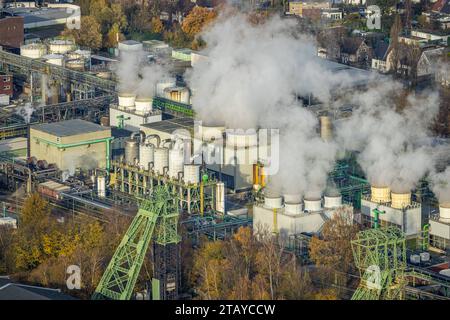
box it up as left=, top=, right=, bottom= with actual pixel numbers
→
left=92, top=186, right=180, bottom=300
left=351, top=226, right=407, bottom=300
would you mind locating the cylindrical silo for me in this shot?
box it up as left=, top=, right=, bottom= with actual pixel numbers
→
left=304, top=198, right=322, bottom=212
left=439, top=203, right=450, bottom=223
left=125, top=139, right=139, bottom=165
left=371, top=186, right=391, bottom=203
left=183, top=164, right=200, bottom=184
left=168, top=148, right=184, bottom=178
left=48, top=39, right=76, bottom=54
left=216, top=182, right=225, bottom=213
left=224, top=130, right=258, bottom=166
left=154, top=147, right=169, bottom=175
left=320, top=115, right=333, bottom=141
left=139, top=143, right=154, bottom=170
left=97, top=176, right=106, bottom=198
left=20, top=43, right=47, bottom=59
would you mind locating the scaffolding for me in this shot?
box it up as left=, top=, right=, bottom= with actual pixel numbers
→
left=351, top=227, right=407, bottom=300
left=92, top=186, right=180, bottom=300
left=111, top=160, right=217, bottom=215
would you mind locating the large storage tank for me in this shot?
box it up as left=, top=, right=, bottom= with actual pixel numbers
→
left=135, top=97, right=153, bottom=114
left=224, top=130, right=258, bottom=166
left=168, top=148, right=184, bottom=178
left=304, top=198, right=322, bottom=212
left=139, top=143, right=154, bottom=170
left=154, top=147, right=169, bottom=175
left=118, top=93, right=136, bottom=110
left=371, top=186, right=391, bottom=203
left=156, top=78, right=176, bottom=97
left=48, top=39, right=76, bottom=54
left=43, top=54, right=65, bottom=66
left=66, top=59, right=85, bottom=71
left=20, top=43, right=47, bottom=59
left=439, top=203, right=450, bottom=223
left=183, top=164, right=200, bottom=184
left=391, top=192, right=411, bottom=209
left=125, top=139, right=139, bottom=165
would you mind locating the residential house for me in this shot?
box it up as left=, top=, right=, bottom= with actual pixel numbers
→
left=340, top=38, right=373, bottom=68
left=371, top=40, right=390, bottom=73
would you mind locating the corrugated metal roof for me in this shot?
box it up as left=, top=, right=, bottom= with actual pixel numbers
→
left=141, top=118, right=194, bottom=134
left=32, top=119, right=109, bottom=137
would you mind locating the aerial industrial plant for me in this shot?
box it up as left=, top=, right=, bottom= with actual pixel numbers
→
left=0, top=0, right=449, bottom=304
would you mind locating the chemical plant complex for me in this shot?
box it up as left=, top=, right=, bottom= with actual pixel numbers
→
left=0, top=0, right=449, bottom=303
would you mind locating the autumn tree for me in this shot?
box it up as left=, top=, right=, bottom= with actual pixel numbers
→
left=151, top=17, right=164, bottom=34
left=309, top=207, right=359, bottom=298
left=63, top=16, right=103, bottom=50
left=388, top=14, right=403, bottom=75
left=181, top=6, right=217, bottom=38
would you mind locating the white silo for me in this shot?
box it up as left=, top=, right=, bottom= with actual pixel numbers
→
left=154, top=147, right=169, bottom=175
left=20, top=43, right=47, bottom=59
left=139, top=143, right=154, bottom=170
left=216, top=182, right=225, bottom=213
left=183, top=164, right=200, bottom=184
left=168, top=148, right=184, bottom=178
left=97, top=176, right=106, bottom=198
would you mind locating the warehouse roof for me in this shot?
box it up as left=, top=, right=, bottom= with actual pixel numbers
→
left=32, top=119, right=109, bottom=137
left=0, top=276, right=76, bottom=300
left=141, top=117, right=194, bottom=134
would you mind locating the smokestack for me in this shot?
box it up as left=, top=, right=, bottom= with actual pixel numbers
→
left=371, top=186, right=391, bottom=203
left=439, top=203, right=450, bottom=223
left=391, top=192, right=411, bottom=209
left=319, top=115, right=332, bottom=141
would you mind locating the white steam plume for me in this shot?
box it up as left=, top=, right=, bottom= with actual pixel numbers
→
left=430, top=167, right=450, bottom=204
left=335, top=81, right=440, bottom=193
left=186, top=12, right=345, bottom=196
left=113, top=49, right=169, bottom=97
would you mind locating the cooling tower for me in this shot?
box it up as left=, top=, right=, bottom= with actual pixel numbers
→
left=135, top=97, right=153, bottom=114
left=439, top=203, right=450, bottom=223
left=118, top=93, right=136, bottom=110
left=324, top=195, right=342, bottom=209
left=304, top=198, right=322, bottom=212
left=391, top=192, right=411, bottom=209
left=371, top=186, right=391, bottom=203
left=284, top=202, right=302, bottom=215
left=319, top=115, right=332, bottom=141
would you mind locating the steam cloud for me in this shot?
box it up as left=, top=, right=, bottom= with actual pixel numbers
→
left=186, top=10, right=442, bottom=197
left=430, top=167, right=450, bottom=204
left=335, top=81, right=440, bottom=193
left=186, top=12, right=346, bottom=197
left=114, top=49, right=169, bottom=98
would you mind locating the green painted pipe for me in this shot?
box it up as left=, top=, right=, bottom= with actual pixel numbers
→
left=34, top=136, right=114, bottom=171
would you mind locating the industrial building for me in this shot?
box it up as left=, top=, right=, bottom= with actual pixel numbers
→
left=360, top=186, right=422, bottom=237
left=253, top=191, right=352, bottom=241
left=29, top=119, right=112, bottom=172
left=429, top=204, right=450, bottom=251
